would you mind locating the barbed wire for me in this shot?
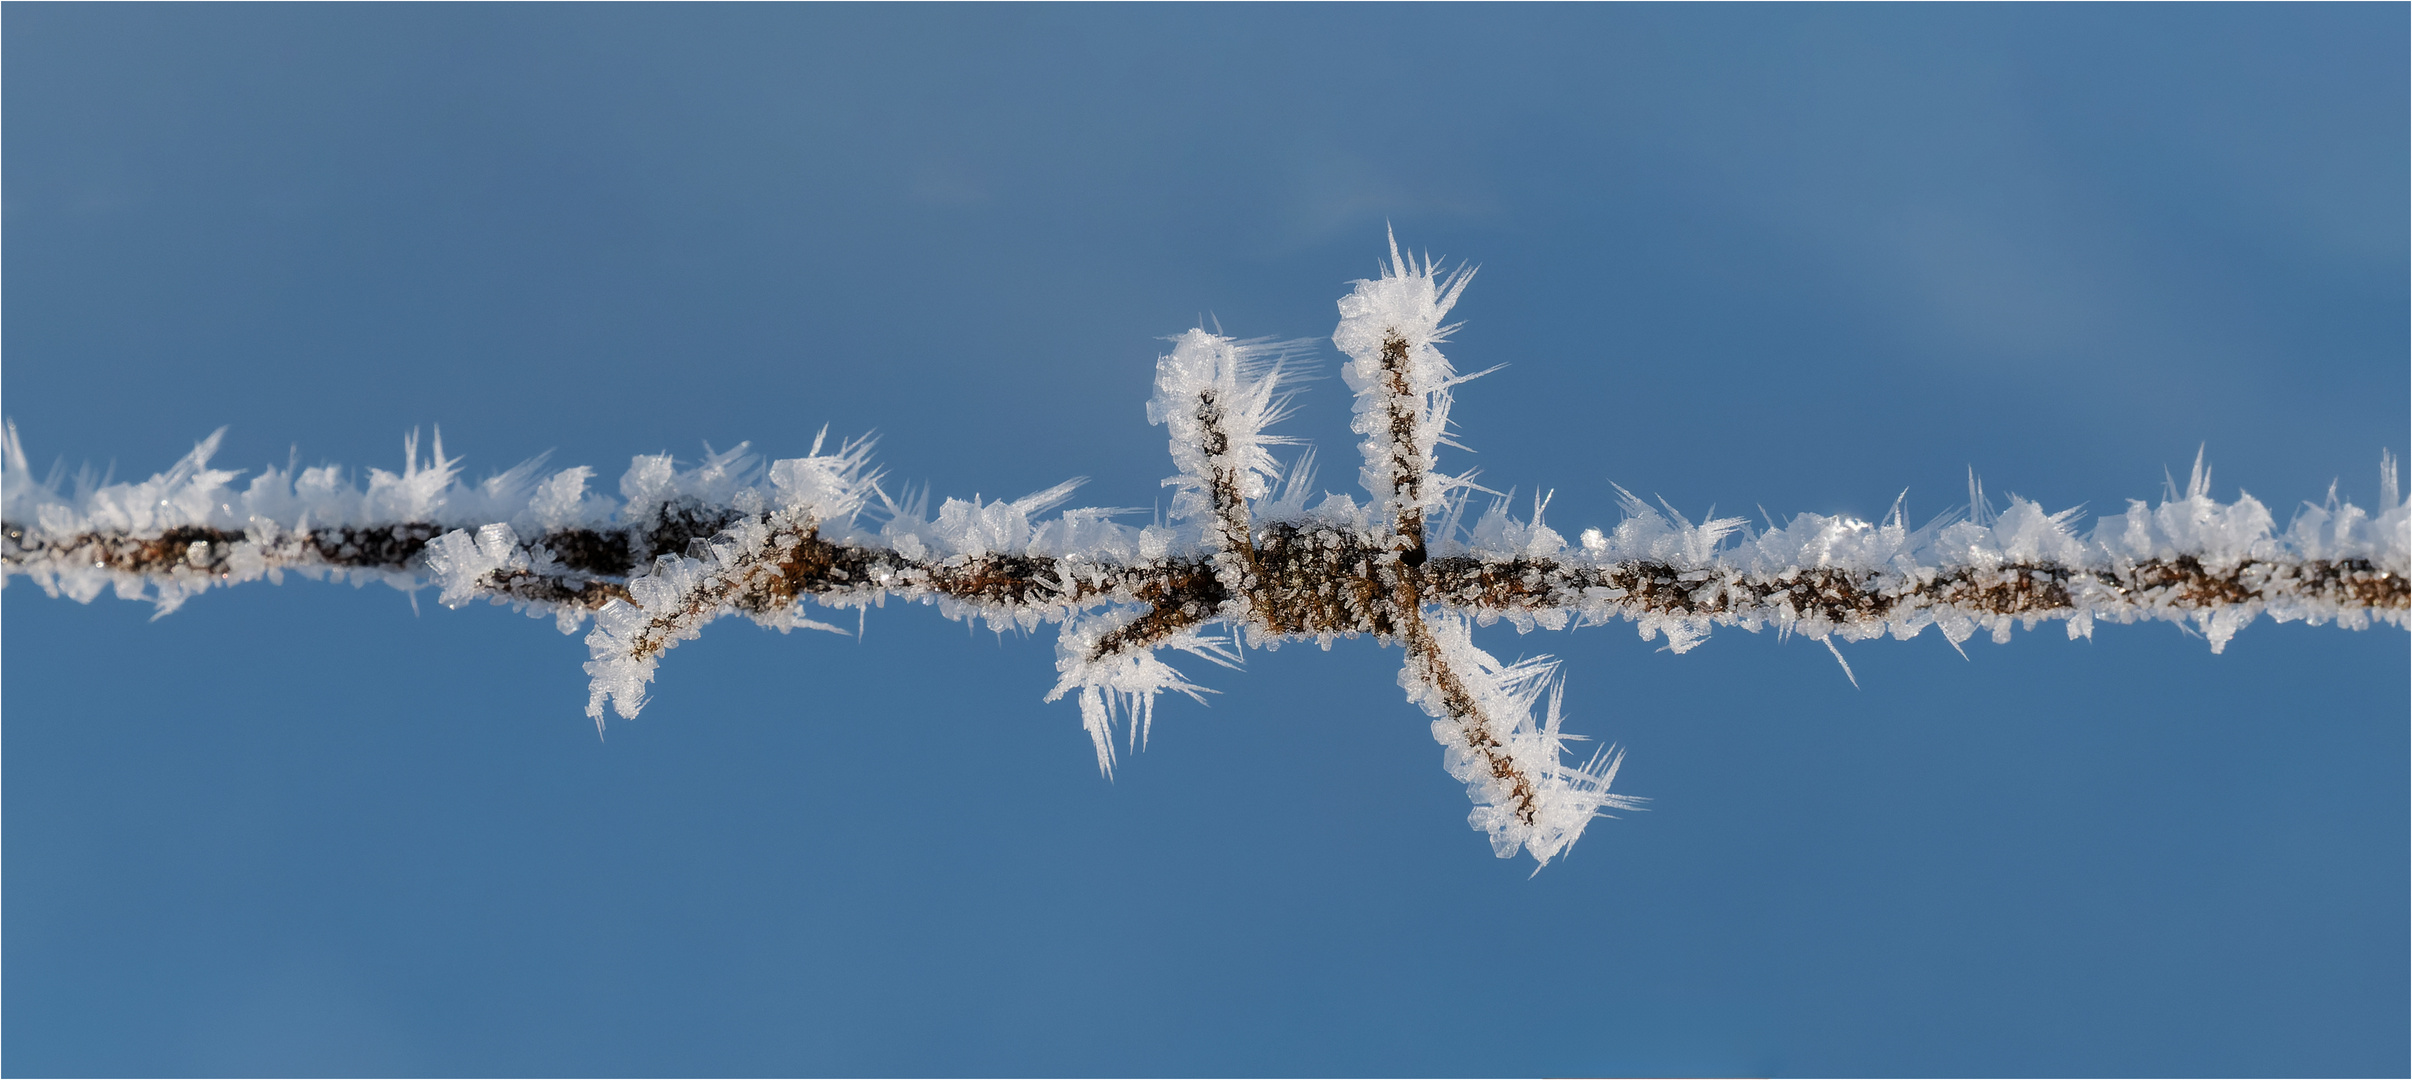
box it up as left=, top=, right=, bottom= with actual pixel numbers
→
left=8, top=235, right=2404, bottom=866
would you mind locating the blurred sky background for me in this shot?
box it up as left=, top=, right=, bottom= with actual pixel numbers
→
left=5, top=6, right=2405, bottom=1076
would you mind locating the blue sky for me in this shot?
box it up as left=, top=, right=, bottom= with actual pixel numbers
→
left=6, top=6, right=2404, bottom=1076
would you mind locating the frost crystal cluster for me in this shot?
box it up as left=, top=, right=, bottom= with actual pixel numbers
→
left=7, top=237, right=2405, bottom=866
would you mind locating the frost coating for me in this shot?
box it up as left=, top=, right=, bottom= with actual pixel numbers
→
left=6, top=240, right=2404, bottom=867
